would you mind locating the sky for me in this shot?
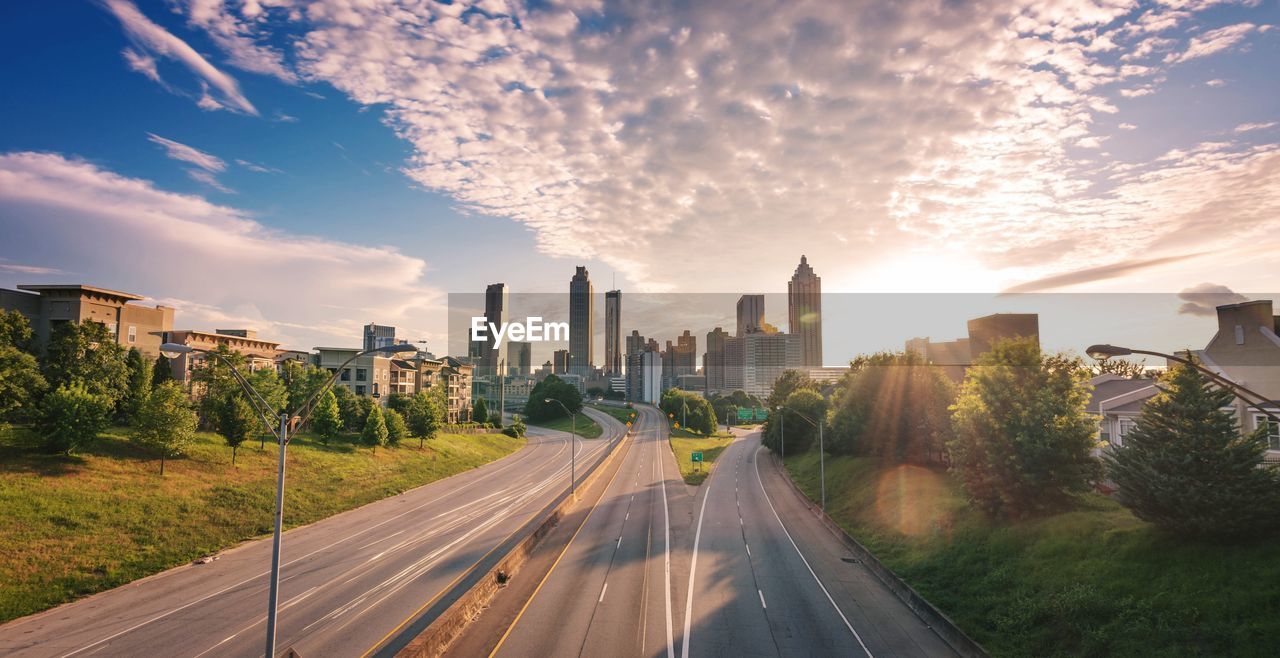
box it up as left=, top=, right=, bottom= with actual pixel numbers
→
left=0, top=0, right=1278, bottom=359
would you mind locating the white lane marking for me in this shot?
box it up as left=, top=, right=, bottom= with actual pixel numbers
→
left=655, top=410, right=675, bottom=658
left=746, top=543, right=751, bottom=557
left=358, top=528, right=406, bottom=550
left=617, top=536, right=623, bottom=548
left=681, top=435, right=720, bottom=658
left=599, top=582, right=609, bottom=603
left=758, top=589, right=767, bottom=609
left=754, top=445, right=874, bottom=657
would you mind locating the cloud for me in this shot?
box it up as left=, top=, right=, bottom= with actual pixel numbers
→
left=0, top=151, right=444, bottom=349
left=1177, top=282, right=1248, bottom=316
left=1235, top=121, right=1278, bottom=133
left=1206, top=78, right=1226, bottom=87
left=101, top=0, right=258, bottom=115
left=121, top=47, right=161, bottom=83
left=1165, top=23, right=1266, bottom=64
left=272, top=111, right=299, bottom=123
left=0, top=259, right=68, bottom=276
left=235, top=158, right=281, bottom=174
left=147, top=133, right=226, bottom=172
left=1002, top=253, right=1207, bottom=293
left=186, top=168, right=235, bottom=194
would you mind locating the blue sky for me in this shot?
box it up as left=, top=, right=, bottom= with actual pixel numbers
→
left=1, top=0, right=1278, bottom=356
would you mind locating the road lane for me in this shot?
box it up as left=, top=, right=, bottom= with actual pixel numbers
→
left=0, top=414, right=622, bottom=658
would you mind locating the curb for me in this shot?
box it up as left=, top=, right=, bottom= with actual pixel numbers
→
left=768, top=452, right=989, bottom=658
left=392, top=425, right=634, bottom=658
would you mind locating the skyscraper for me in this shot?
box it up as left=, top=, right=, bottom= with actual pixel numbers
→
left=569, top=266, right=594, bottom=374
left=507, top=340, right=532, bottom=375
left=788, top=255, right=823, bottom=367
left=363, top=323, right=396, bottom=351
left=604, top=289, right=622, bottom=376
left=553, top=348, right=570, bottom=374
left=737, top=294, right=765, bottom=336
left=475, top=283, right=508, bottom=373
left=705, top=326, right=729, bottom=392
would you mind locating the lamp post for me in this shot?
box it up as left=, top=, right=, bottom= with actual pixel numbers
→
left=160, top=341, right=418, bottom=657
left=1087, top=344, right=1280, bottom=425
left=787, top=408, right=826, bottom=512
left=545, top=397, right=577, bottom=497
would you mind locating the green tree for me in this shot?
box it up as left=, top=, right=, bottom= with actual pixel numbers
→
left=311, top=389, right=343, bottom=444
left=151, top=354, right=173, bottom=388
left=0, top=309, right=34, bottom=351
left=524, top=374, right=582, bottom=421
left=660, top=389, right=716, bottom=434
left=826, top=351, right=955, bottom=462
left=472, top=397, right=489, bottom=425
left=1105, top=362, right=1280, bottom=538
left=282, top=360, right=329, bottom=417
left=385, top=393, right=413, bottom=417
left=0, top=345, right=45, bottom=424
left=39, top=382, right=112, bottom=454
left=949, top=338, right=1101, bottom=519
left=764, top=389, right=827, bottom=454
left=247, top=368, right=287, bottom=448
left=406, top=387, right=444, bottom=448
left=132, top=381, right=198, bottom=475
left=766, top=369, right=818, bottom=410
left=335, top=386, right=373, bottom=432
left=504, top=415, right=527, bottom=438
left=120, top=347, right=153, bottom=425
left=42, top=321, right=128, bottom=409
left=384, top=408, right=408, bottom=446
left=217, top=394, right=260, bottom=465
left=362, top=404, right=388, bottom=450
left=190, top=344, right=246, bottom=428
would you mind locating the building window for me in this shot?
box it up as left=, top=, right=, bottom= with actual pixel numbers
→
left=341, top=368, right=350, bottom=381
left=1235, top=325, right=1245, bottom=345
left=1115, top=417, right=1136, bottom=447
left=356, top=368, right=367, bottom=382
left=1256, top=415, right=1280, bottom=451
left=356, top=385, right=366, bottom=396
left=127, top=326, right=137, bottom=344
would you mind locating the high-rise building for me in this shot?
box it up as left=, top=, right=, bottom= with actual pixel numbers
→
left=604, top=290, right=622, bottom=376
left=737, top=294, right=765, bottom=336
left=507, top=340, right=532, bottom=375
left=363, top=323, right=396, bottom=351
left=474, top=283, right=508, bottom=373
left=569, top=267, right=594, bottom=375
left=705, top=327, right=729, bottom=392
left=553, top=348, right=570, bottom=374
left=662, top=329, right=697, bottom=389
left=627, top=348, right=663, bottom=403
left=626, top=329, right=646, bottom=358
left=788, top=255, right=823, bottom=367
left=723, top=332, right=802, bottom=398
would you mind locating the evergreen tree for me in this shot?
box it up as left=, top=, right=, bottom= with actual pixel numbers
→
left=1106, top=362, right=1280, bottom=538
left=472, top=397, right=489, bottom=425
left=311, top=389, right=343, bottom=444
left=406, top=388, right=443, bottom=449
left=120, top=347, right=153, bottom=425
left=217, top=394, right=259, bottom=465
left=39, top=382, right=112, bottom=454
left=151, top=354, right=173, bottom=388
left=949, top=338, right=1101, bottom=519
left=132, top=382, right=198, bottom=475
left=362, top=404, right=388, bottom=450
left=384, top=408, right=408, bottom=446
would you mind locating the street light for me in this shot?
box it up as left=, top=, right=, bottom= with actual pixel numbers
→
left=786, top=408, right=826, bottom=513
left=544, top=397, right=577, bottom=497
left=160, top=340, right=418, bottom=657
left=1087, top=344, right=1280, bottom=424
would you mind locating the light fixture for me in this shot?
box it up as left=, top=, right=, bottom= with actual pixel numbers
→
left=160, top=342, right=194, bottom=359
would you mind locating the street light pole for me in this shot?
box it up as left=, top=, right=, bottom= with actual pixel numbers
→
left=786, top=408, right=826, bottom=513
left=545, top=398, right=577, bottom=497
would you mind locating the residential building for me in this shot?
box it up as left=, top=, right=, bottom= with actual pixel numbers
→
left=906, top=313, right=1039, bottom=381
left=604, top=289, right=622, bottom=376
left=627, top=349, right=663, bottom=403
left=363, top=323, right=396, bottom=351
left=165, top=329, right=281, bottom=384
left=1, top=284, right=174, bottom=357
left=507, top=340, right=532, bottom=375
left=1197, top=299, right=1280, bottom=454
left=389, top=359, right=419, bottom=396
left=569, top=267, right=594, bottom=374
left=736, top=294, right=765, bottom=336
left=704, top=327, right=729, bottom=392
left=1086, top=374, right=1158, bottom=449
left=314, top=346, right=392, bottom=398
left=440, top=356, right=474, bottom=424
left=787, top=255, right=823, bottom=367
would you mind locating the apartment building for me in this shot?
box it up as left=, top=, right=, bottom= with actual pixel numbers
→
left=164, top=329, right=281, bottom=384
left=1, top=284, right=174, bottom=357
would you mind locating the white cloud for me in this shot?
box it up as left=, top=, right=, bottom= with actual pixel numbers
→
left=1206, top=78, right=1226, bottom=87
left=186, top=168, right=235, bottom=194
left=1177, top=282, right=1248, bottom=316
left=1235, top=121, right=1278, bottom=133
left=0, top=151, right=444, bottom=349
left=1165, top=22, right=1266, bottom=64
left=147, top=133, right=226, bottom=172
left=121, top=47, right=161, bottom=83
left=102, top=0, right=258, bottom=115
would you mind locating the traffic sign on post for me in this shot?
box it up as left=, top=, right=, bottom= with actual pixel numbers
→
left=691, top=451, right=703, bottom=462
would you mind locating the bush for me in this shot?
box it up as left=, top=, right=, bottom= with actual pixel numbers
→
left=472, top=397, right=489, bottom=424
left=39, top=382, right=112, bottom=454
left=505, top=416, right=527, bottom=438
left=0, top=345, right=45, bottom=424
left=385, top=408, right=408, bottom=446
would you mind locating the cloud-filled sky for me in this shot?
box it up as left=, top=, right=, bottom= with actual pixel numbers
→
left=0, top=0, right=1278, bottom=354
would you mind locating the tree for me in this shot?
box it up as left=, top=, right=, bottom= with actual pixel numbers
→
left=362, top=404, right=388, bottom=450
left=151, top=354, right=173, bottom=388
left=766, top=369, right=818, bottom=410
left=132, top=382, right=197, bottom=475
left=949, top=338, right=1101, bottom=519
left=39, top=382, right=112, bottom=454
left=660, top=389, right=716, bottom=435
left=311, top=389, right=343, bottom=444
left=335, top=386, right=373, bottom=433
left=247, top=368, right=287, bottom=448
left=825, top=351, right=955, bottom=462
left=42, top=321, right=128, bottom=409
left=282, top=360, right=329, bottom=418
left=472, top=397, right=489, bottom=425
left=0, top=345, right=45, bottom=424
left=385, top=393, right=413, bottom=417
left=1090, top=357, right=1150, bottom=379
left=120, top=347, right=153, bottom=425
left=384, top=408, right=408, bottom=446
left=0, top=309, right=34, bottom=351
left=763, top=389, right=827, bottom=454
left=1105, top=362, right=1280, bottom=538
left=505, top=415, right=527, bottom=438
left=217, top=394, right=260, bottom=465
left=190, top=344, right=246, bottom=429
left=524, top=374, right=582, bottom=421
left=406, top=388, right=444, bottom=449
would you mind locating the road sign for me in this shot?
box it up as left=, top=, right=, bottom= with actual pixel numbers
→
left=736, top=407, right=753, bottom=422
left=626, top=421, right=631, bottom=427
left=691, top=451, right=703, bottom=462
left=755, top=408, right=769, bottom=421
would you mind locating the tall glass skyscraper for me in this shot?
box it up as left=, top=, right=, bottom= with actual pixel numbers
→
left=604, top=289, right=621, bottom=376
left=788, top=255, right=823, bottom=367
left=569, top=266, right=594, bottom=374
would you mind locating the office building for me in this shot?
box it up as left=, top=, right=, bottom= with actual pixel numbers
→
left=662, top=329, right=697, bottom=389
left=704, top=327, right=729, bottom=392
left=627, top=348, right=663, bottom=404
left=1, top=284, right=174, bottom=357
left=362, top=323, right=396, bottom=351
left=737, top=294, right=765, bottom=336
left=508, top=340, right=532, bottom=376
left=604, top=289, right=622, bottom=376
left=553, top=348, right=570, bottom=374
left=468, top=283, right=508, bottom=374
left=788, top=255, right=823, bottom=367
left=724, top=331, right=802, bottom=398
left=569, top=267, right=594, bottom=374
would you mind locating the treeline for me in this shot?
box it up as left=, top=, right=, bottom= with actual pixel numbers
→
left=658, top=388, right=717, bottom=435
left=761, top=338, right=1280, bottom=537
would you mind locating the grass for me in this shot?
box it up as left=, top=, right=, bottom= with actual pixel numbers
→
left=669, top=434, right=735, bottom=485
left=587, top=403, right=638, bottom=427
left=527, top=412, right=604, bottom=439
left=0, top=425, right=523, bottom=623
left=783, top=452, right=1280, bottom=657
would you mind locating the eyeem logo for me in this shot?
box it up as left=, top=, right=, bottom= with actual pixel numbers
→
left=470, top=316, right=569, bottom=349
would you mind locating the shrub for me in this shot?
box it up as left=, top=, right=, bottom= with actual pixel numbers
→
left=39, top=382, right=112, bottom=455
left=133, top=381, right=198, bottom=474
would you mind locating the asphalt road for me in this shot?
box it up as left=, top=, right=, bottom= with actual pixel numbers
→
left=0, top=410, right=624, bottom=658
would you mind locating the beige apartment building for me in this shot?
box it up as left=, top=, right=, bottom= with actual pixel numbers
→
left=0, top=284, right=174, bottom=357
left=164, top=329, right=281, bottom=384
left=314, top=347, right=393, bottom=398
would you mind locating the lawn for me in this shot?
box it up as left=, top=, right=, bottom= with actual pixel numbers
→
left=587, top=403, right=638, bottom=427
left=669, top=434, right=735, bottom=485
left=527, top=412, right=604, bottom=439
left=0, top=425, right=523, bottom=623
left=782, top=452, right=1280, bottom=657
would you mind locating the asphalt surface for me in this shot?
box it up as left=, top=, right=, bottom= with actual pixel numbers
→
left=0, top=410, right=623, bottom=658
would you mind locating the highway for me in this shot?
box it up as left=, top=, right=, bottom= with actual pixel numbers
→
left=0, top=409, right=625, bottom=658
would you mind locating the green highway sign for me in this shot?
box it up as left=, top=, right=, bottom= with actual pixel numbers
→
left=691, top=451, right=703, bottom=462
left=755, top=408, right=769, bottom=421
left=736, top=407, right=753, bottom=421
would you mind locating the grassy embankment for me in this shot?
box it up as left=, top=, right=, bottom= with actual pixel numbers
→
left=527, top=413, right=604, bottom=439
left=587, top=403, right=637, bottom=427
left=783, top=452, right=1280, bottom=657
left=0, top=425, right=523, bottom=623
left=668, top=425, right=735, bottom=485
